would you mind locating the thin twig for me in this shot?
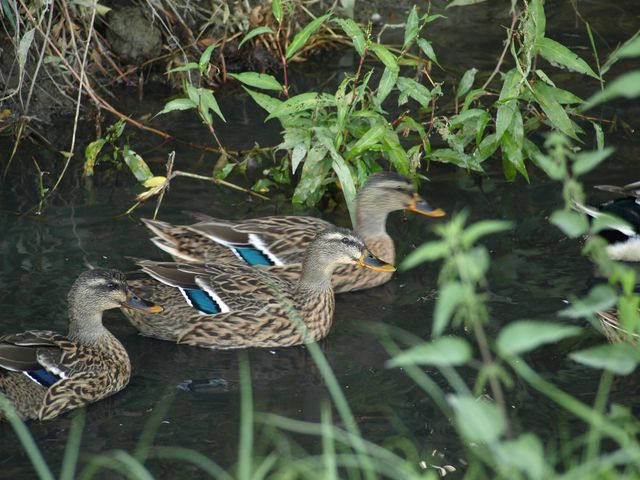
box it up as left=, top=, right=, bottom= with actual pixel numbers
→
left=481, top=8, right=518, bottom=90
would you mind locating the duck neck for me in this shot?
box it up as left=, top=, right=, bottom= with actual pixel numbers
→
left=354, top=194, right=391, bottom=239
left=297, top=253, right=336, bottom=293
left=67, top=293, right=110, bottom=346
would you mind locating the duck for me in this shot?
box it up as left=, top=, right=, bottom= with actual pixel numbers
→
left=0, top=269, right=162, bottom=421
left=574, top=180, right=640, bottom=262
left=121, top=228, right=395, bottom=349
left=574, top=181, right=640, bottom=343
left=141, top=172, right=444, bottom=293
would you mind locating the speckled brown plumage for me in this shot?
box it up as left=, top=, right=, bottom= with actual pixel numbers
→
left=0, top=269, right=160, bottom=421
left=142, top=172, right=444, bottom=293
left=122, top=228, right=394, bottom=349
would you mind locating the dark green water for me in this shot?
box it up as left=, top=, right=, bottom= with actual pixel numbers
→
left=1, top=1, right=640, bottom=478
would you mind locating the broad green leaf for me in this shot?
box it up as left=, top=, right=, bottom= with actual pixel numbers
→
left=456, top=68, right=478, bottom=99
left=387, top=337, right=472, bottom=368
left=450, top=108, right=488, bottom=128
left=265, top=92, right=334, bottom=121
left=570, top=344, right=640, bottom=375
left=403, top=6, right=419, bottom=49
left=550, top=209, right=588, bottom=237
left=370, top=44, right=399, bottom=73
left=601, top=33, right=640, bottom=75
left=499, top=434, right=545, bottom=480
left=496, top=321, right=581, bottom=356
left=291, top=143, right=307, bottom=174
left=495, top=69, right=521, bottom=141
left=345, top=123, right=387, bottom=160
left=18, top=28, right=35, bottom=76
left=293, top=145, right=329, bottom=205
left=330, top=155, right=357, bottom=225
left=448, top=395, right=505, bottom=444
left=559, top=284, right=617, bottom=318
left=461, top=88, right=486, bottom=112
left=430, top=148, right=483, bottom=172
left=239, top=26, right=274, bottom=49
left=536, top=37, right=599, bottom=79
left=123, top=149, right=154, bottom=182
left=593, top=122, right=604, bottom=151
left=583, top=71, right=640, bottom=110
left=156, top=98, right=197, bottom=117
left=271, top=0, right=283, bottom=23
left=376, top=67, right=398, bottom=104
left=243, top=87, right=282, bottom=115
left=334, top=18, right=366, bottom=56
left=83, top=138, right=107, bottom=177
left=535, top=84, right=583, bottom=105
left=532, top=82, right=579, bottom=140
left=285, top=14, right=331, bottom=60
left=417, top=38, right=440, bottom=67
left=529, top=0, right=546, bottom=41
left=433, top=283, right=465, bottom=337
left=572, top=147, right=614, bottom=176
left=535, top=69, right=556, bottom=87
left=228, top=72, right=282, bottom=91
left=461, top=220, right=511, bottom=248
left=396, top=77, right=432, bottom=108
left=198, top=42, right=218, bottom=73
left=400, top=241, right=448, bottom=270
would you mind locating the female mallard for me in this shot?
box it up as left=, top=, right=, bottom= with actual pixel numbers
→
left=121, top=228, right=395, bottom=349
left=0, top=269, right=162, bottom=421
left=141, top=172, right=444, bottom=293
left=575, top=181, right=640, bottom=342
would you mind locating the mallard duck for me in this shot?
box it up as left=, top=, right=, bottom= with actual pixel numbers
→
left=141, top=172, right=444, bottom=293
left=575, top=181, right=640, bottom=342
left=574, top=180, right=640, bottom=261
left=121, top=228, right=395, bottom=349
left=0, top=269, right=162, bottom=421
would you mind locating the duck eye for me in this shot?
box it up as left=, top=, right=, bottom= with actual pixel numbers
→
left=341, top=237, right=350, bottom=245
left=395, top=186, right=405, bottom=192
left=106, top=282, right=118, bottom=290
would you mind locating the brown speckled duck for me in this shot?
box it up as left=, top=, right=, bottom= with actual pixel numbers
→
left=0, top=269, right=162, bottom=421
left=141, top=172, right=444, bottom=293
left=121, top=228, right=395, bottom=349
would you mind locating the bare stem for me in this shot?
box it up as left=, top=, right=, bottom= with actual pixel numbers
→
left=481, top=8, right=518, bottom=91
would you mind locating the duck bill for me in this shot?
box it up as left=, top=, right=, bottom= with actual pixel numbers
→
left=123, top=292, right=164, bottom=313
left=407, top=195, right=445, bottom=217
left=356, top=251, right=397, bottom=273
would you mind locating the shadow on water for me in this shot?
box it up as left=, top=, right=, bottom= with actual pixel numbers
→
left=1, top=1, right=640, bottom=477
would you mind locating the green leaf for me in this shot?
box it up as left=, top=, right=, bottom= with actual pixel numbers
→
left=446, top=0, right=488, bottom=7
left=83, top=138, right=107, bottom=177
left=123, top=148, right=154, bottom=183
left=593, top=122, right=605, bottom=151
left=199, top=42, right=218, bottom=73
left=345, top=123, right=387, bottom=160
left=550, top=209, right=588, bottom=238
left=228, top=72, right=282, bottom=91
left=370, top=44, right=399, bottom=73
left=239, top=26, right=274, bottom=49
left=499, top=434, right=545, bottom=480
left=448, top=395, right=505, bottom=444
left=572, top=147, right=614, bottom=176
left=156, top=98, right=197, bottom=117
left=400, top=241, right=449, bottom=270
left=387, top=337, right=472, bottom=368
left=433, top=283, right=465, bottom=337
left=496, top=321, right=581, bottom=357
left=376, top=67, right=398, bottom=104
left=166, top=62, right=199, bottom=73
left=200, top=89, right=226, bottom=122
left=293, top=145, right=330, bottom=205
left=272, top=0, right=283, bottom=23
left=285, top=14, right=331, bottom=60
left=570, top=344, right=640, bottom=375
left=396, top=77, right=432, bottom=108
left=430, top=149, right=483, bottom=172
left=243, top=87, right=282, bottom=115
left=456, top=68, right=478, bottom=99
left=403, top=6, right=419, bottom=49
left=532, top=82, right=579, bottom=140
left=17, top=28, right=35, bottom=76
left=265, top=92, right=334, bottom=121
left=559, top=284, right=617, bottom=318
left=495, top=69, right=521, bottom=141
left=461, top=220, right=511, bottom=248
left=417, top=38, right=440, bottom=67
left=583, top=71, right=640, bottom=110
left=334, top=18, right=366, bottom=56
left=317, top=135, right=357, bottom=225
left=529, top=0, right=546, bottom=41
left=535, top=37, right=599, bottom=79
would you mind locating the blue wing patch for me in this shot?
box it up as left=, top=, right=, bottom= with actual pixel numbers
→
left=233, top=246, right=274, bottom=266
left=25, top=369, right=60, bottom=387
left=182, top=288, right=221, bottom=314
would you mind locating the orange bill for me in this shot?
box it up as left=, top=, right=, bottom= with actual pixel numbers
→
left=407, top=195, right=445, bottom=217
left=123, top=292, right=164, bottom=313
left=356, top=251, right=396, bottom=272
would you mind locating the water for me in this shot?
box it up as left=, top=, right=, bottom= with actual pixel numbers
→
left=1, top=1, right=640, bottom=477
